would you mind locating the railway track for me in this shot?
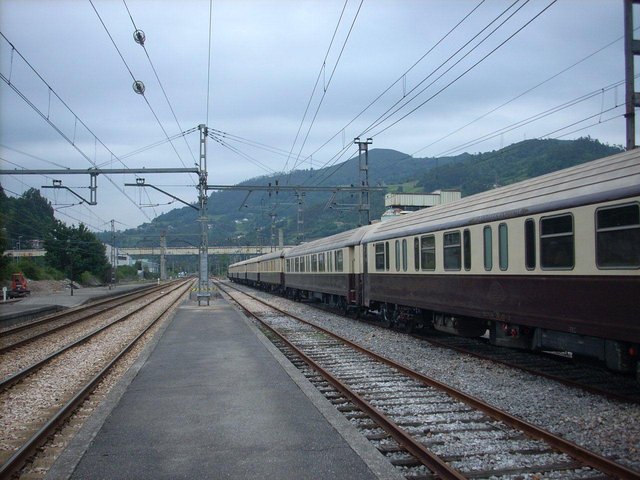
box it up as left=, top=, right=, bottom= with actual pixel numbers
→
left=0, top=278, right=193, bottom=479
left=413, top=333, right=640, bottom=404
left=0, top=281, right=178, bottom=354
left=249, top=285, right=640, bottom=405
left=217, top=280, right=639, bottom=479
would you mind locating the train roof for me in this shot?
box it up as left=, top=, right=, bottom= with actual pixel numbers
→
left=229, top=248, right=288, bottom=268
left=362, top=149, right=640, bottom=243
left=284, top=224, right=375, bottom=257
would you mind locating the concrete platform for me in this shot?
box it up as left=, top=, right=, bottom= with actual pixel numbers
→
left=50, top=296, right=402, bottom=480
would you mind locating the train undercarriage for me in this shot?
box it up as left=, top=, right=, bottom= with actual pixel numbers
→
left=234, top=279, right=640, bottom=381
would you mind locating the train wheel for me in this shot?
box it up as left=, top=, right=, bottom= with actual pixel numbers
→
left=402, top=318, right=415, bottom=334
left=380, top=304, right=395, bottom=328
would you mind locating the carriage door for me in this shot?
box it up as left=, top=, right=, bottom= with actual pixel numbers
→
left=348, top=246, right=356, bottom=304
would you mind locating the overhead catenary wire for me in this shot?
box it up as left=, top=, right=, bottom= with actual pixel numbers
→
left=210, top=128, right=306, bottom=164
left=308, top=74, right=624, bottom=190
left=301, top=0, right=534, bottom=182
left=122, top=0, right=199, bottom=180
left=360, top=0, right=531, bottom=138
left=108, top=126, right=200, bottom=165
left=434, top=76, right=629, bottom=158
left=89, top=0, right=193, bottom=179
left=282, top=0, right=349, bottom=175
left=288, top=0, right=365, bottom=177
left=367, top=0, right=559, bottom=139
left=412, top=29, right=635, bottom=157
left=292, top=0, right=487, bottom=173
left=208, top=131, right=277, bottom=175
left=0, top=30, right=151, bottom=221
left=307, top=0, right=560, bottom=188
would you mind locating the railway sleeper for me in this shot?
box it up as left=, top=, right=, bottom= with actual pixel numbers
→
left=388, top=457, right=422, bottom=468
left=457, top=460, right=585, bottom=479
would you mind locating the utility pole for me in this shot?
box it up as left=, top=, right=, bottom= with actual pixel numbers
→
left=354, top=137, right=373, bottom=226
left=160, top=230, right=167, bottom=281
left=198, top=124, right=210, bottom=305
left=625, top=0, right=640, bottom=150
left=110, top=220, right=116, bottom=289
left=296, top=191, right=305, bottom=244
left=270, top=212, right=277, bottom=251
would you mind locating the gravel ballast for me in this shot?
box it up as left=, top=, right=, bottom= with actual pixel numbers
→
left=229, top=283, right=640, bottom=472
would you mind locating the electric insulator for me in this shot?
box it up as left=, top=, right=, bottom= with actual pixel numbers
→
left=134, top=29, right=146, bottom=45
left=133, top=80, right=145, bottom=95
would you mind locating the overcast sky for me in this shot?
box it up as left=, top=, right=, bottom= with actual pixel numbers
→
left=0, top=0, right=631, bottom=234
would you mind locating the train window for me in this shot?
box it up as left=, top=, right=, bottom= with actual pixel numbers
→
left=336, top=250, right=344, bottom=272
left=318, top=253, right=325, bottom=272
left=402, top=239, right=408, bottom=271
left=385, top=242, right=390, bottom=271
left=483, top=226, right=492, bottom=271
left=463, top=229, right=471, bottom=271
left=286, top=259, right=290, bottom=272
left=596, top=204, right=640, bottom=268
left=444, top=231, right=461, bottom=270
left=499, top=223, right=509, bottom=271
left=375, top=243, right=385, bottom=271
left=540, top=214, right=574, bottom=269
left=414, top=238, right=420, bottom=271
left=311, top=254, right=318, bottom=272
left=327, top=251, right=333, bottom=272
left=420, top=235, right=435, bottom=270
left=395, top=240, right=401, bottom=272
left=294, top=257, right=299, bottom=272
left=525, top=219, right=536, bottom=270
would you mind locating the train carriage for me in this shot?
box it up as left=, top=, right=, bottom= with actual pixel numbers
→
left=360, top=149, right=640, bottom=372
left=228, top=149, right=639, bottom=375
left=284, top=225, right=373, bottom=308
left=257, top=249, right=288, bottom=292
left=228, top=258, right=249, bottom=283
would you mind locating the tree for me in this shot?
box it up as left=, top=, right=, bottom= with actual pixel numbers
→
left=45, top=221, right=111, bottom=281
left=1, top=188, right=56, bottom=246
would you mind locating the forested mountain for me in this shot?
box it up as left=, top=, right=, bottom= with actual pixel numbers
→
left=115, top=137, right=621, bottom=247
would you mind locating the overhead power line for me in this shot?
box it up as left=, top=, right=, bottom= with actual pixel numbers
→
left=295, top=0, right=487, bottom=172
left=282, top=0, right=349, bottom=175
left=434, top=77, right=629, bottom=158
left=413, top=29, right=633, bottom=156
left=302, top=0, right=530, bottom=181
left=0, top=31, right=152, bottom=221
left=89, top=0, right=192, bottom=178
left=122, top=0, right=199, bottom=175
left=368, top=0, right=558, bottom=138
left=208, top=131, right=277, bottom=175
left=289, top=0, right=365, bottom=176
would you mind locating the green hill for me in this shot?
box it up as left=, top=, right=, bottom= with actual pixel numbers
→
left=113, top=137, right=621, bottom=247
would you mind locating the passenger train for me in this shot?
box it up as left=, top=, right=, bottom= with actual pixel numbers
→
left=229, top=149, right=640, bottom=377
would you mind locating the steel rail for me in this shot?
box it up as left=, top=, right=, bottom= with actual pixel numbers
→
left=218, top=282, right=464, bottom=479
left=219, top=280, right=640, bottom=480
left=1, top=281, right=173, bottom=337
left=0, top=281, right=180, bottom=354
left=0, top=281, right=187, bottom=391
left=0, top=279, right=194, bottom=479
